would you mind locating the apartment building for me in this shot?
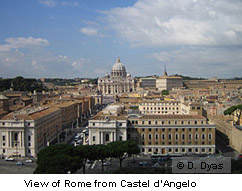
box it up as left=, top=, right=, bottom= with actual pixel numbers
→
left=139, top=100, right=181, bottom=115
left=0, top=106, right=62, bottom=157
left=139, top=100, right=204, bottom=116
left=88, top=105, right=128, bottom=145
left=88, top=104, right=215, bottom=156
left=128, top=114, right=215, bottom=155
left=51, top=101, right=78, bottom=129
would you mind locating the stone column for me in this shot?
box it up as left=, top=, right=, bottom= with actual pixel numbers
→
left=111, top=85, right=114, bottom=94
left=20, top=131, right=23, bottom=147
left=102, top=85, right=105, bottom=94
left=114, top=132, right=116, bottom=141
left=110, top=132, right=113, bottom=142
left=101, top=132, right=103, bottom=144
left=8, top=131, right=11, bottom=147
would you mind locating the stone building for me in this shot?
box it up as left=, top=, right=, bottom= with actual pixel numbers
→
left=88, top=105, right=128, bottom=145
left=128, top=114, right=215, bottom=155
left=98, top=57, right=135, bottom=96
left=156, top=70, right=183, bottom=91
left=88, top=104, right=216, bottom=156
left=139, top=100, right=204, bottom=116
left=0, top=106, right=62, bottom=157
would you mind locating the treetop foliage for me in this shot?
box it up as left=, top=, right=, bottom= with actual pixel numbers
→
left=224, top=104, right=242, bottom=115
left=35, top=141, right=140, bottom=174
left=0, top=76, right=43, bottom=92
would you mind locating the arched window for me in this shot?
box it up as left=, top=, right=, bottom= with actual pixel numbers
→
left=208, top=133, right=212, bottom=140
left=155, top=133, right=159, bottom=140
left=148, top=133, right=152, bottom=140
left=202, top=133, right=205, bottom=140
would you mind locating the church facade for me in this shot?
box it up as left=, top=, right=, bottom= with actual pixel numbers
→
left=98, top=57, right=136, bottom=96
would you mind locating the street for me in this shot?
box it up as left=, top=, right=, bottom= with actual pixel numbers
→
left=0, top=158, right=37, bottom=174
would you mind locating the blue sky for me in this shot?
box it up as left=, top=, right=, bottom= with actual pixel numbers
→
left=0, top=0, right=242, bottom=79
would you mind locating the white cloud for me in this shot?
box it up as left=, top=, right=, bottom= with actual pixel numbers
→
left=32, top=60, right=37, bottom=66
left=39, top=0, right=79, bottom=7
left=71, top=58, right=90, bottom=72
left=106, top=0, right=242, bottom=46
left=80, top=27, right=99, bottom=36
left=60, top=1, right=79, bottom=6
left=39, top=0, right=56, bottom=7
left=151, top=47, right=242, bottom=78
left=0, top=37, right=49, bottom=52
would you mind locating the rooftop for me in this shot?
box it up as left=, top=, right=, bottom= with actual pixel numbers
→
left=1, top=106, right=60, bottom=120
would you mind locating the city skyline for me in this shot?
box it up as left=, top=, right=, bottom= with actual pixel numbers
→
left=1, top=0, right=242, bottom=79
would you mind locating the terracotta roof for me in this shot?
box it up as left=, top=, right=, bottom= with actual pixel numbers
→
left=1, top=107, right=60, bottom=120
left=51, top=101, right=77, bottom=108
left=20, top=96, right=32, bottom=101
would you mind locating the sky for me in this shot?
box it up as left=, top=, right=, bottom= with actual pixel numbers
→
left=0, top=0, right=242, bottom=79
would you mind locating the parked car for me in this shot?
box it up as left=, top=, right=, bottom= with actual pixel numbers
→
left=237, top=154, right=242, bottom=158
left=103, top=161, right=111, bottom=166
left=87, top=160, right=94, bottom=164
left=5, top=157, right=15, bottom=161
left=139, top=161, right=147, bottom=167
left=16, top=161, right=24, bottom=165
left=25, top=159, right=33, bottom=163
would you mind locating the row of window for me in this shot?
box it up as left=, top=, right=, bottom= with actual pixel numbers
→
left=142, top=133, right=213, bottom=141
left=1, top=149, right=32, bottom=154
left=140, top=127, right=211, bottom=131
left=1, top=135, right=32, bottom=147
left=90, top=122, right=123, bottom=126
left=141, top=102, right=179, bottom=106
left=141, top=141, right=212, bottom=145
left=140, top=120, right=204, bottom=125
left=142, top=107, right=179, bottom=110
left=142, top=147, right=213, bottom=153
left=92, top=135, right=123, bottom=142
left=1, top=122, right=31, bottom=126
left=142, top=111, right=179, bottom=114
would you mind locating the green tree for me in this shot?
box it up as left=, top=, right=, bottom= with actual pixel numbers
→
left=0, top=79, right=11, bottom=92
left=75, top=145, right=99, bottom=174
left=34, top=144, right=82, bottom=174
left=224, top=104, right=242, bottom=115
left=231, top=159, right=242, bottom=174
left=108, top=140, right=140, bottom=168
left=95, top=144, right=111, bottom=173
left=161, top=90, right=169, bottom=96
left=34, top=154, right=81, bottom=174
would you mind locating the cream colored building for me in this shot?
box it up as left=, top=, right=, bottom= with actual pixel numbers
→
left=139, top=100, right=181, bottom=115
left=139, top=100, right=203, bottom=116
left=98, top=57, right=135, bottom=96
left=128, top=114, right=215, bottom=155
left=88, top=105, right=128, bottom=145
left=156, top=71, right=183, bottom=91
left=88, top=105, right=215, bottom=156
left=0, top=106, right=62, bottom=157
